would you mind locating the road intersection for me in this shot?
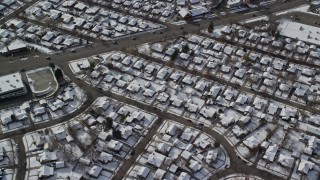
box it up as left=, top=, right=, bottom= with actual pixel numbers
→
left=0, top=0, right=310, bottom=179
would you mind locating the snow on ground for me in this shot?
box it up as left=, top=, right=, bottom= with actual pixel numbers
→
left=23, top=132, right=41, bottom=153
left=70, top=31, right=320, bottom=179
left=274, top=4, right=315, bottom=16
left=125, top=120, right=230, bottom=179
left=219, top=173, right=263, bottom=180
left=137, top=43, right=152, bottom=55
left=0, top=138, right=17, bottom=166
left=1, top=168, right=16, bottom=180
left=27, top=43, right=56, bottom=54
left=0, top=138, right=18, bottom=179
left=68, top=58, right=91, bottom=75
left=240, top=15, right=269, bottom=24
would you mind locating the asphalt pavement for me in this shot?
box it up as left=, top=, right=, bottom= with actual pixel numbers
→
left=0, top=0, right=310, bottom=179
left=0, top=0, right=307, bottom=77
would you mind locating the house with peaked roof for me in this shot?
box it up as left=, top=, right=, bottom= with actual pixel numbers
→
left=69, top=171, right=83, bottom=180
left=98, top=152, right=113, bottom=163
left=107, top=139, right=123, bottom=152
left=194, top=134, right=211, bottom=150
left=243, top=136, right=259, bottom=149
left=298, top=160, right=315, bottom=175
left=263, top=144, right=278, bottom=162
left=39, top=151, right=57, bottom=163
left=54, top=128, right=67, bottom=140
left=156, top=142, right=171, bottom=154
left=137, top=166, right=150, bottom=179
left=278, top=153, right=294, bottom=168
left=88, top=165, right=102, bottom=178
left=181, top=128, right=195, bottom=142
left=38, top=165, right=54, bottom=178
left=166, top=123, right=178, bottom=135
left=189, top=159, right=202, bottom=172
left=147, top=152, right=166, bottom=168
left=178, top=172, right=191, bottom=180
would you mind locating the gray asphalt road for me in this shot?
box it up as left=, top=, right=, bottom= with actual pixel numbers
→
left=0, top=62, right=283, bottom=180
left=0, top=0, right=310, bottom=179
left=0, top=0, right=307, bottom=76
left=90, top=83, right=283, bottom=180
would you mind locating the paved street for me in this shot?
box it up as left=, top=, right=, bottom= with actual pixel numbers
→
left=0, top=0, right=312, bottom=179
left=0, top=60, right=285, bottom=180
left=0, top=0, right=306, bottom=77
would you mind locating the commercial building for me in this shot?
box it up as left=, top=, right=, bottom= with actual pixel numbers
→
left=0, top=72, right=27, bottom=99
left=0, top=40, right=28, bottom=55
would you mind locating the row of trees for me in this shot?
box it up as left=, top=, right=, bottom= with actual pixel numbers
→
left=208, top=21, right=214, bottom=33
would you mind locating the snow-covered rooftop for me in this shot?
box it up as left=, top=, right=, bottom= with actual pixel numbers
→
left=278, top=19, right=320, bottom=46
left=0, top=72, right=25, bottom=96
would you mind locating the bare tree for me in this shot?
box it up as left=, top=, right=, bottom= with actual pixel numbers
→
left=287, top=73, right=296, bottom=83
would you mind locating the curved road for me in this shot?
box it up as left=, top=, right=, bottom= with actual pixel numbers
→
left=3, top=57, right=283, bottom=180
left=0, top=61, right=283, bottom=180
left=0, top=0, right=306, bottom=76
left=0, top=0, right=308, bottom=179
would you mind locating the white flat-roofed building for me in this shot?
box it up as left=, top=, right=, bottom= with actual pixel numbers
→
left=278, top=19, right=320, bottom=46
left=0, top=72, right=27, bottom=99
left=1, top=40, right=28, bottom=55
left=226, top=0, right=243, bottom=9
